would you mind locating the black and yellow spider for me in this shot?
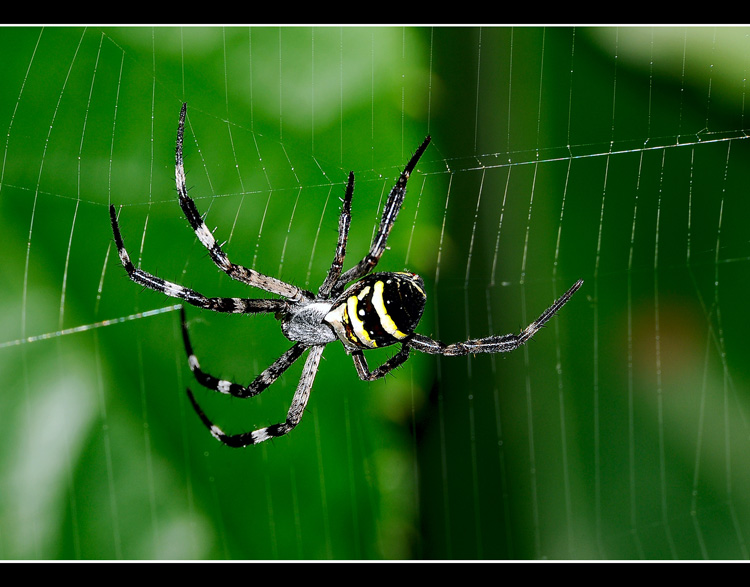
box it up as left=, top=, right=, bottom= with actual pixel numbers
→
left=109, top=103, right=583, bottom=447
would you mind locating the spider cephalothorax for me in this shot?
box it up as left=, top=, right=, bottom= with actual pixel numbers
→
left=109, top=103, right=583, bottom=447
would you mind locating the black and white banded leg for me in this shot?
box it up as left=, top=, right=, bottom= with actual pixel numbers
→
left=351, top=346, right=412, bottom=381
left=108, top=104, right=313, bottom=310
left=180, top=168, right=354, bottom=447
left=318, top=172, right=354, bottom=298
left=109, top=206, right=290, bottom=315
left=348, top=278, right=583, bottom=381
left=407, top=279, right=585, bottom=356
left=180, top=307, right=306, bottom=398
left=186, top=344, right=323, bottom=447
left=332, top=136, right=431, bottom=295
left=174, top=103, right=308, bottom=303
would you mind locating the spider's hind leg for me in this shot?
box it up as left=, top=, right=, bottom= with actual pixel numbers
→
left=187, top=345, right=324, bottom=447
left=180, top=307, right=305, bottom=398
left=351, top=346, right=411, bottom=381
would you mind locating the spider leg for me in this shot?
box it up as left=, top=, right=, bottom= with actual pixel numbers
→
left=181, top=307, right=305, bottom=397
left=317, top=171, right=354, bottom=298
left=109, top=206, right=288, bottom=314
left=187, top=344, right=325, bottom=447
left=407, top=279, right=584, bottom=356
left=334, top=136, right=431, bottom=291
left=175, top=103, right=311, bottom=302
left=351, top=345, right=411, bottom=381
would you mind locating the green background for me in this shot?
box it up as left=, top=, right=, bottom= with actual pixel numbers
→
left=1, top=26, right=749, bottom=560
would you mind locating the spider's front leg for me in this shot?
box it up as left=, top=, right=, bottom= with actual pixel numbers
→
left=109, top=206, right=289, bottom=314
left=407, top=279, right=584, bottom=356
left=175, top=103, right=311, bottom=302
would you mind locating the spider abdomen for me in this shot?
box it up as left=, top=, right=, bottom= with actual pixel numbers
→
left=325, top=272, right=426, bottom=351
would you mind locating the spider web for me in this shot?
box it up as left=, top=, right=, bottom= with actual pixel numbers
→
left=1, top=25, right=749, bottom=560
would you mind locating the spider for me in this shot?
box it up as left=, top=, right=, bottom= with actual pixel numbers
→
left=109, top=103, right=584, bottom=447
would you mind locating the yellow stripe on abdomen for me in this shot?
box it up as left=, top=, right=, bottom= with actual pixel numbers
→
left=372, top=280, right=408, bottom=340
left=347, top=287, right=377, bottom=348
